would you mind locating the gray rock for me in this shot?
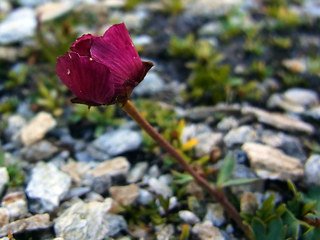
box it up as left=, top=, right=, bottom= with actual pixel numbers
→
left=224, top=125, right=258, bottom=147
left=217, top=116, right=239, bottom=131
left=36, top=1, right=74, bottom=22
left=91, top=129, right=142, bottom=157
left=20, top=112, right=57, bottom=146
left=204, top=203, right=225, bottom=227
left=303, top=0, right=320, bottom=18
left=305, top=106, right=320, bottom=120
left=0, top=214, right=51, bottom=237
left=18, top=0, right=50, bottom=7
left=133, top=35, right=152, bottom=46
left=240, top=192, right=258, bottom=215
left=192, top=221, right=225, bottom=240
left=261, top=130, right=306, bottom=161
left=26, top=162, right=71, bottom=213
left=282, top=59, right=307, bottom=73
left=305, top=155, right=320, bottom=185
left=155, top=224, right=174, bottom=240
left=0, top=1, right=11, bottom=15
left=148, top=177, right=173, bottom=198
left=0, top=168, right=9, bottom=196
left=242, top=142, right=304, bottom=180
left=0, top=7, right=36, bottom=44
left=4, top=115, right=26, bottom=142
left=0, top=208, right=9, bottom=226
left=1, top=192, right=28, bottom=221
left=109, top=184, right=140, bottom=206
left=284, top=88, right=318, bottom=107
left=242, top=106, right=314, bottom=134
left=21, top=140, right=58, bottom=162
left=199, top=22, right=223, bottom=36
left=84, top=157, right=130, bottom=194
left=137, top=189, right=154, bottom=206
left=127, top=161, right=148, bottom=183
left=178, top=210, right=200, bottom=224
left=268, top=93, right=305, bottom=113
left=134, top=72, right=165, bottom=96
left=54, top=199, right=126, bottom=240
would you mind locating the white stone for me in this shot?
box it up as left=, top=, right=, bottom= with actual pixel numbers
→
left=36, top=2, right=74, bottom=23
left=20, top=112, right=57, bottom=146
left=192, top=221, right=225, bottom=240
left=148, top=178, right=172, bottom=198
left=0, top=168, right=9, bottom=196
left=242, top=142, right=304, bottom=180
left=178, top=210, right=200, bottom=224
left=305, top=155, right=320, bottom=185
left=26, top=162, right=71, bottom=213
left=0, top=7, right=36, bottom=44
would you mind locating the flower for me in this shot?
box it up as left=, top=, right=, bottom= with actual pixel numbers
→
left=56, top=23, right=153, bottom=106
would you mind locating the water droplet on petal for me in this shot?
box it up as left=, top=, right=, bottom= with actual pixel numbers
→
left=68, top=53, right=72, bottom=59
left=67, top=69, right=71, bottom=75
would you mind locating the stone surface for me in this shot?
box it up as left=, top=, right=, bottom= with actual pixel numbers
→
left=261, top=130, right=306, bottom=161
left=0, top=214, right=51, bottom=237
left=127, top=162, right=148, bottom=183
left=240, top=192, right=258, bottom=215
left=2, top=192, right=28, bottom=221
left=283, top=88, right=318, bottom=107
left=21, top=140, right=58, bottom=162
left=217, top=116, right=239, bottom=131
left=0, top=208, right=9, bottom=227
left=36, top=1, right=73, bottom=22
left=54, top=199, right=126, bottom=240
left=242, top=142, right=304, bottom=180
left=0, top=168, right=9, bottom=196
left=224, top=125, right=258, bottom=147
left=134, top=72, right=165, bottom=96
left=155, top=224, right=174, bottom=240
left=91, top=129, right=142, bottom=158
left=26, top=162, right=71, bottom=213
left=304, top=155, right=320, bottom=185
left=192, top=221, right=225, bottom=240
left=178, top=210, right=200, bottom=224
left=20, top=112, right=57, bottom=146
left=148, top=177, right=173, bottom=198
left=242, top=106, right=314, bottom=134
left=0, top=7, right=36, bottom=44
left=4, top=115, right=26, bottom=142
left=283, top=58, right=307, bottom=73
left=137, top=189, right=154, bottom=206
left=109, top=184, right=140, bottom=206
left=84, top=157, right=130, bottom=194
left=204, top=203, right=226, bottom=227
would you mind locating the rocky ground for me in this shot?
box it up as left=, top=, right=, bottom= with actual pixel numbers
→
left=0, top=0, right=320, bottom=239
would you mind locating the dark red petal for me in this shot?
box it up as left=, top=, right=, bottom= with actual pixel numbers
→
left=56, top=52, right=115, bottom=105
left=90, top=23, right=144, bottom=85
left=70, top=34, right=97, bottom=57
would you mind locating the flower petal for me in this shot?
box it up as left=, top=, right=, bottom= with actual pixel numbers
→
left=90, top=23, right=145, bottom=85
left=70, top=34, right=97, bottom=57
left=56, top=52, right=115, bottom=105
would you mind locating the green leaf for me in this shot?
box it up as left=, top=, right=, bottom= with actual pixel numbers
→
left=171, top=170, right=194, bottom=185
left=302, top=227, right=320, bottom=240
left=219, top=178, right=260, bottom=187
left=282, top=209, right=300, bottom=239
left=217, top=153, right=235, bottom=187
left=252, top=217, right=266, bottom=240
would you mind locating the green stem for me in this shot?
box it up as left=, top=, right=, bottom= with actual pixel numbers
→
left=122, top=100, right=253, bottom=239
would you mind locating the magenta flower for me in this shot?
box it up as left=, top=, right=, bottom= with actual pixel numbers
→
left=57, top=23, right=153, bottom=106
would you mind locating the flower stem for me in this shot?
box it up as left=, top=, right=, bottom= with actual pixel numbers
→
left=122, top=100, right=253, bottom=239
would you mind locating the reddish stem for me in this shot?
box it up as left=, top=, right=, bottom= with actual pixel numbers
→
left=122, top=100, right=253, bottom=239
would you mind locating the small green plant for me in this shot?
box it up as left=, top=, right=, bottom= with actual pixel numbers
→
left=169, top=34, right=196, bottom=59
left=4, top=64, right=28, bottom=89
left=248, top=61, right=273, bottom=80
left=269, top=36, right=292, bottom=49
left=0, top=151, right=24, bottom=187
left=160, top=0, right=184, bottom=15
left=70, top=104, right=123, bottom=137
left=243, top=181, right=320, bottom=240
